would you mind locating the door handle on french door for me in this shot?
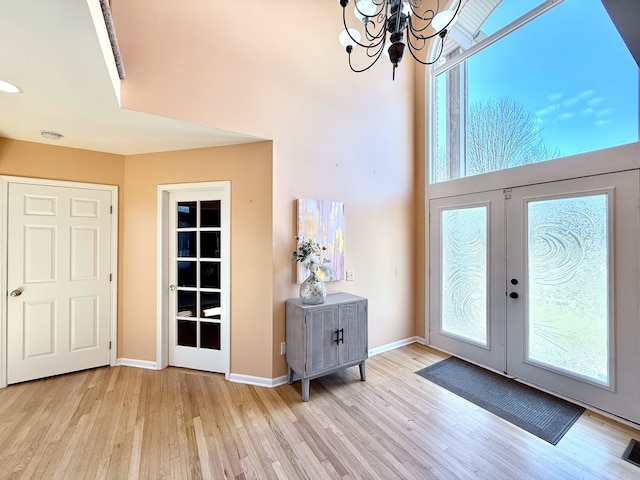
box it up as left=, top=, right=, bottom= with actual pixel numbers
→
left=509, top=292, right=519, bottom=299
left=10, top=288, right=22, bottom=297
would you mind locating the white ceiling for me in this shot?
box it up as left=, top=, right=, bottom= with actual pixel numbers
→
left=0, top=0, right=260, bottom=156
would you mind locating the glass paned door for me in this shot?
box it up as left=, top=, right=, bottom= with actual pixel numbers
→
left=429, top=190, right=506, bottom=372
left=168, top=188, right=229, bottom=374
left=506, top=172, right=640, bottom=422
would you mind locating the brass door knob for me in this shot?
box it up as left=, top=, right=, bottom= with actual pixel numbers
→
left=10, top=288, right=22, bottom=297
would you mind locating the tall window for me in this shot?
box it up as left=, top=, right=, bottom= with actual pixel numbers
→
left=431, top=0, right=639, bottom=184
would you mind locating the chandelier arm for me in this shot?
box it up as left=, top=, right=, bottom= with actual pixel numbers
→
left=409, top=9, right=436, bottom=22
left=364, top=22, right=387, bottom=43
left=342, top=4, right=385, bottom=49
left=360, top=2, right=387, bottom=42
left=365, top=40, right=386, bottom=59
left=408, top=0, right=462, bottom=40
left=406, top=33, right=445, bottom=66
left=407, top=0, right=437, bottom=20
left=407, top=33, right=427, bottom=52
left=408, top=20, right=442, bottom=40
left=354, top=0, right=385, bottom=23
left=347, top=43, right=387, bottom=73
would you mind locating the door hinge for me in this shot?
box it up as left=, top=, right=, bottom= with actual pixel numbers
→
left=109, top=341, right=112, bottom=350
left=503, top=188, right=512, bottom=200
left=109, top=273, right=112, bottom=282
left=110, top=205, right=113, bottom=214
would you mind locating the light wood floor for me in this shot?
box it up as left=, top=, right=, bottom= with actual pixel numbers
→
left=1, top=343, right=639, bottom=479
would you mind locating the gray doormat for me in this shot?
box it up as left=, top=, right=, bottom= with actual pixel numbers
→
left=416, top=356, right=584, bottom=445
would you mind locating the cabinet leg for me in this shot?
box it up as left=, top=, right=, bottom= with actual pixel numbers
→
left=359, top=361, right=366, bottom=381
left=302, top=378, right=310, bottom=402
left=288, top=366, right=295, bottom=385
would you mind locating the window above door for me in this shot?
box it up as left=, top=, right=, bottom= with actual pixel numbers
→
left=430, top=0, right=639, bottom=184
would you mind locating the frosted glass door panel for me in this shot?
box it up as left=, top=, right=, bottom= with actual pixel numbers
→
left=441, top=207, right=488, bottom=345
left=527, top=195, right=609, bottom=384
left=429, top=191, right=506, bottom=373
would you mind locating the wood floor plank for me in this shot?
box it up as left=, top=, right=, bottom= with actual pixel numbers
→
left=1, top=344, right=640, bottom=479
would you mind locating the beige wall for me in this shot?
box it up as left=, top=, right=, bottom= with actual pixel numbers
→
left=122, top=142, right=273, bottom=376
left=113, top=0, right=419, bottom=378
left=414, top=67, right=427, bottom=340
left=0, top=138, right=127, bottom=352
left=0, top=137, right=274, bottom=376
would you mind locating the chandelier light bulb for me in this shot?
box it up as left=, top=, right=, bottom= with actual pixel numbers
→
left=354, top=0, right=377, bottom=23
left=339, top=28, right=362, bottom=50
left=432, top=9, right=457, bottom=34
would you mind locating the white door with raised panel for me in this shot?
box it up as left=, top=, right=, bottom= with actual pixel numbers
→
left=168, top=187, right=229, bottom=373
left=6, top=182, right=112, bottom=384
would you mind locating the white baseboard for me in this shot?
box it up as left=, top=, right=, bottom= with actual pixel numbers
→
left=368, top=336, right=424, bottom=357
left=116, top=358, right=158, bottom=370
left=229, top=373, right=288, bottom=388
left=114, top=339, right=425, bottom=387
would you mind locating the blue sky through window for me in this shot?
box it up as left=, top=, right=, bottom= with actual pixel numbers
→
left=467, top=0, right=638, bottom=158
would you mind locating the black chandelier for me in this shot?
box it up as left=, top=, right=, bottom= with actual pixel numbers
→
left=339, top=0, right=462, bottom=79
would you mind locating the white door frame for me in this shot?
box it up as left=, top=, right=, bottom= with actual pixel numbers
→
left=156, top=182, right=230, bottom=379
left=0, top=176, right=119, bottom=388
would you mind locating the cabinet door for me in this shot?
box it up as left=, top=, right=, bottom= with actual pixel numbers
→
left=306, top=307, right=339, bottom=373
left=339, top=302, right=367, bottom=363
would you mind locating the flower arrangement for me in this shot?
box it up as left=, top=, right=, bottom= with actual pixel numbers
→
left=292, top=236, right=329, bottom=272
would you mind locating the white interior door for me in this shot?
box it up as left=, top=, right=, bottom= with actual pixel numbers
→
left=6, top=182, right=112, bottom=384
left=168, top=187, right=229, bottom=374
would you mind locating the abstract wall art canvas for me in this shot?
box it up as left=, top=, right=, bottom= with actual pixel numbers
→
left=296, top=198, right=345, bottom=282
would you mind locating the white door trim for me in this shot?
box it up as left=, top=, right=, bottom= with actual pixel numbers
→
left=0, top=176, right=118, bottom=388
left=156, top=182, right=231, bottom=379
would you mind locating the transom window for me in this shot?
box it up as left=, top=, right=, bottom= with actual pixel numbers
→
left=430, top=0, right=639, bottom=184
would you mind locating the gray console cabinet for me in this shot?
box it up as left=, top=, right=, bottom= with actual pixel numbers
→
left=286, top=293, right=368, bottom=401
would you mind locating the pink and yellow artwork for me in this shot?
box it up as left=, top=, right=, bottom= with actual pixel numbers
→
left=296, top=198, right=345, bottom=283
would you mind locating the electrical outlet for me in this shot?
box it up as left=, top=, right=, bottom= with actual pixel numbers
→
left=346, top=270, right=354, bottom=281
left=281, top=342, right=286, bottom=355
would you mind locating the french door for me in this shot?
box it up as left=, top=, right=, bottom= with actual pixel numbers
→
left=167, top=187, right=229, bottom=374
left=429, top=171, right=640, bottom=423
